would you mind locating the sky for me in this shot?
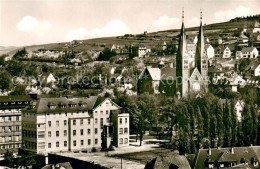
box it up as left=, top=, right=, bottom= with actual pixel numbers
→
left=1, top=0, right=260, bottom=46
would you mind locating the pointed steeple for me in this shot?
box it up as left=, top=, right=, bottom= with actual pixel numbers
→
left=195, top=9, right=205, bottom=73
left=176, top=8, right=186, bottom=78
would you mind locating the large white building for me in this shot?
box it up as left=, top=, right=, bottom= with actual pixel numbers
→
left=0, top=95, right=32, bottom=156
left=21, top=96, right=129, bottom=154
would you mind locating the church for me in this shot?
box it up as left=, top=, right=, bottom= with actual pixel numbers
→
left=138, top=10, right=208, bottom=98
left=176, top=10, right=209, bottom=97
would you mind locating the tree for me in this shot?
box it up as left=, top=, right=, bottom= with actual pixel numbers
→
left=3, top=150, right=15, bottom=168
left=128, top=95, right=149, bottom=146
left=0, top=71, right=12, bottom=92
left=97, top=48, right=116, bottom=61
left=10, top=85, right=26, bottom=95
left=257, top=115, right=260, bottom=145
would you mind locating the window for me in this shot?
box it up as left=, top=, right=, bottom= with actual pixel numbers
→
left=80, top=119, right=83, bottom=125
left=56, top=141, right=59, bottom=147
left=16, top=116, right=19, bottom=121
left=48, top=143, right=51, bottom=148
left=95, top=128, right=98, bottom=134
left=125, top=118, right=127, bottom=124
left=8, top=116, right=11, bottom=121
left=81, top=140, right=84, bottom=146
left=95, top=118, right=98, bottom=124
left=56, top=131, right=59, bottom=137
left=88, top=139, right=91, bottom=145
left=64, top=130, right=67, bottom=136
left=100, top=111, right=103, bottom=115
left=73, top=120, right=76, bottom=125
left=124, top=128, right=128, bottom=134
left=73, top=140, right=76, bottom=146
left=88, top=119, right=90, bottom=124
left=16, top=126, right=20, bottom=131
left=100, top=118, right=103, bottom=127
left=73, top=130, right=76, bottom=136
left=48, top=121, right=51, bottom=127
left=95, top=111, right=97, bottom=114
left=88, top=129, right=91, bottom=134
left=124, top=138, right=128, bottom=144
left=106, top=110, right=109, bottom=114
left=95, top=139, right=98, bottom=145
left=64, top=120, right=67, bottom=126
left=119, top=138, right=123, bottom=144
left=48, top=131, right=51, bottom=137
left=56, top=120, right=59, bottom=127
left=64, top=141, right=67, bottom=147
left=106, top=118, right=110, bottom=123
left=80, top=129, right=83, bottom=136
left=119, top=128, right=123, bottom=134
left=120, top=118, right=122, bottom=124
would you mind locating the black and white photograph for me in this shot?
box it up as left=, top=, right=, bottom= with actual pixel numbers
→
left=0, top=0, right=260, bottom=168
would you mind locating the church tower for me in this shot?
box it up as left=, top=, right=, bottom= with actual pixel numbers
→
left=193, top=9, right=208, bottom=92
left=176, top=8, right=190, bottom=97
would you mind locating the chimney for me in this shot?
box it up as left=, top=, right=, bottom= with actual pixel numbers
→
left=208, top=147, right=211, bottom=155
left=231, top=147, right=234, bottom=154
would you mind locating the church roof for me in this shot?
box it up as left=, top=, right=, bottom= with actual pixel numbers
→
left=147, top=67, right=161, bottom=81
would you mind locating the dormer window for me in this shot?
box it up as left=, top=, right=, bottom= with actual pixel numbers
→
left=251, top=157, right=258, bottom=167
left=11, top=102, right=15, bottom=105
left=48, top=102, right=56, bottom=109
left=69, top=102, right=76, bottom=108
left=79, top=101, right=87, bottom=107
left=58, top=102, right=66, bottom=108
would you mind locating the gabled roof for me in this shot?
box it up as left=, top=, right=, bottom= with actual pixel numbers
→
left=246, top=61, right=260, bottom=71
left=161, top=67, right=176, bottom=80
left=0, top=95, right=32, bottom=102
left=146, top=67, right=161, bottom=81
left=190, top=67, right=202, bottom=80
left=194, top=147, right=259, bottom=169
left=241, top=47, right=257, bottom=53
left=254, top=21, right=260, bottom=28
left=93, top=97, right=121, bottom=110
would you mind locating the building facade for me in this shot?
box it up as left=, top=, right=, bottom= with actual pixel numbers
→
left=0, top=95, right=32, bottom=155
left=21, top=96, right=129, bottom=154
left=176, top=13, right=208, bottom=97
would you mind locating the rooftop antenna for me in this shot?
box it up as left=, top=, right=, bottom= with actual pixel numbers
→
left=182, top=7, right=184, bottom=23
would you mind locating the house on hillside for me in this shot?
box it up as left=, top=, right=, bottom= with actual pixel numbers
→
left=237, top=34, right=249, bottom=43
left=215, top=46, right=232, bottom=58
left=229, top=73, right=247, bottom=92
left=110, top=44, right=127, bottom=54
left=246, top=62, right=260, bottom=77
left=253, top=21, right=260, bottom=33
left=138, top=44, right=151, bottom=58
left=236, top=47, right=259, bottom=59
left=205, top=44, right=215, bottom=60
left=46, top=73, right=56, bottom=84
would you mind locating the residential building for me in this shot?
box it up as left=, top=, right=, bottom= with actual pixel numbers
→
left=229, top=73, right=247, bottom=92
left=21, top=96, right=129, bottom=154
left=215, top=46, right=232, bottom=58
left=138, top=45, right=151, bottom=58
left=46, top=73, right=56, bottom=84
left=0, top=95, right=32, bottom=155
left=193, top=146, right=259, bottom=169
left=236, top=47, right=259, bottom=59
left=237, top=34, right=249, bottom=43
left=246, top=62, right=260, bottom=77
left=205, top=44, right=215, bottom=59
left=252, top=21, right=260, bottom=33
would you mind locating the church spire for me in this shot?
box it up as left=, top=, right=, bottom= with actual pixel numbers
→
left=195, top=9, right=205, bottom=73
left=176, top=8, right=186, bottom=94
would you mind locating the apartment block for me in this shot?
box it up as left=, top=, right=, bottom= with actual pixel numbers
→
left=21, top=96, right=130, bottom=154
left=0, top=95, right=32, bottom=155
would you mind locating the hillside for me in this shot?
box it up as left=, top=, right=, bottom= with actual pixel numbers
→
left=1, top=14, right=260, bottom=56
